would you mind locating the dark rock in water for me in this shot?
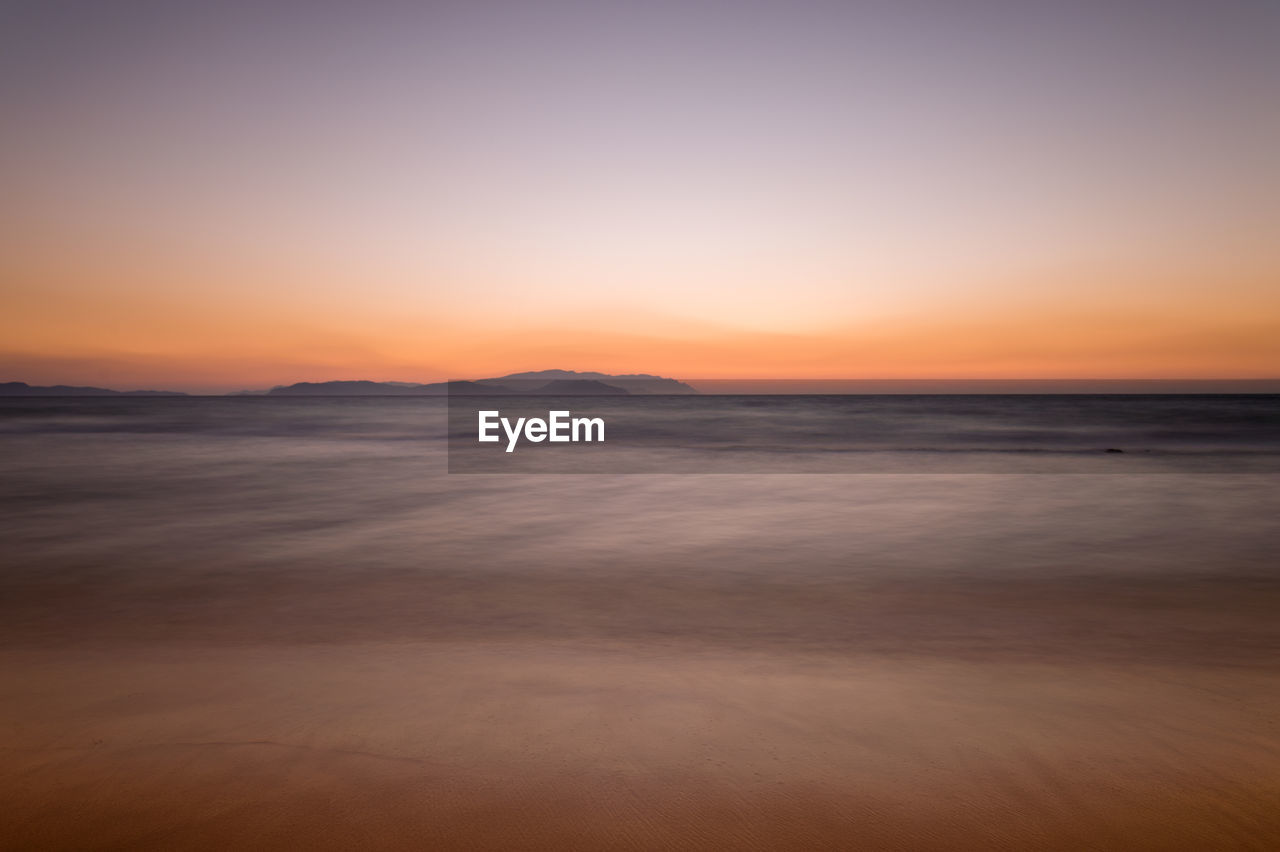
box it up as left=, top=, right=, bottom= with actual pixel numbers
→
left=1104, top=448, right=1125, bottom=453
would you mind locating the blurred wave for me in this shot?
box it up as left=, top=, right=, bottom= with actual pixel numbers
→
left=2, top=398, right=1278, bottom=664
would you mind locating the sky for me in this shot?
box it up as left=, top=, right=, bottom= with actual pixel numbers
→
left=1, top=0, right=1277, bottom=391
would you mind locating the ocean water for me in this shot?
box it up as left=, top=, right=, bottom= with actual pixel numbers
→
left=2, top=394, right=1279, bottom=654
left=448, top=393, right=1280, bottom=471
left=2, top=396, right=1280, bottom=848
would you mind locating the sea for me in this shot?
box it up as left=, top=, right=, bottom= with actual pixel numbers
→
left=3, top=393, right=1278, bottom=650
left=2, top=394, right=1279, bottom=848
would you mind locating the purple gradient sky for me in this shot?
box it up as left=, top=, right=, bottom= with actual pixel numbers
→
left=2, top=1, right=1277, bottom=389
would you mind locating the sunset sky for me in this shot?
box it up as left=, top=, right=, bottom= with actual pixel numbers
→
left=2, top=0, right=1277, bottom=391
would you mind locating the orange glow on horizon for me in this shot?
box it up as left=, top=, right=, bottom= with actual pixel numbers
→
left=5, top=297, right=1278, bottom=392
left=2, top=2, right=1277, bottom=392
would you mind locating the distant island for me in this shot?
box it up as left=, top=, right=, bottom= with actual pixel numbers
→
left=7, top=375, right=1280, bottom=397
left=0, top=381, right=186, bottom=397
left=0, top=371, right=698, bottom=397
left=263, top=371, right=698, bottom=396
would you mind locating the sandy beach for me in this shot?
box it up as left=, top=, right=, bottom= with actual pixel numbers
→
left=4, top=642, right=1280, bottom=850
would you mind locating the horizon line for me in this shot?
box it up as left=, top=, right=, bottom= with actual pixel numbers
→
left=7, top=376, right=1280, bottom=396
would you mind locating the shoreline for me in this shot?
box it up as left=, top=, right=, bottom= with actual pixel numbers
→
left=4, top=642, right=1280, bottom=850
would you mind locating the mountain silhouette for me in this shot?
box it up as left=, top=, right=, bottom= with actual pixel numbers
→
left=481, top=370, right=696, bottom=394
left=2, top=370, right=697, bottom=397
left=525, top=379, right=628, bottom=395
left=265, top=379, right=516, bottom=396
left=0, top=381, right=186, bottom=397
left=263, top=371, right=694, bottom=396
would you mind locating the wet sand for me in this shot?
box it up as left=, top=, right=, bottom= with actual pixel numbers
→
left=3, top=641, right=1280, bottom=850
